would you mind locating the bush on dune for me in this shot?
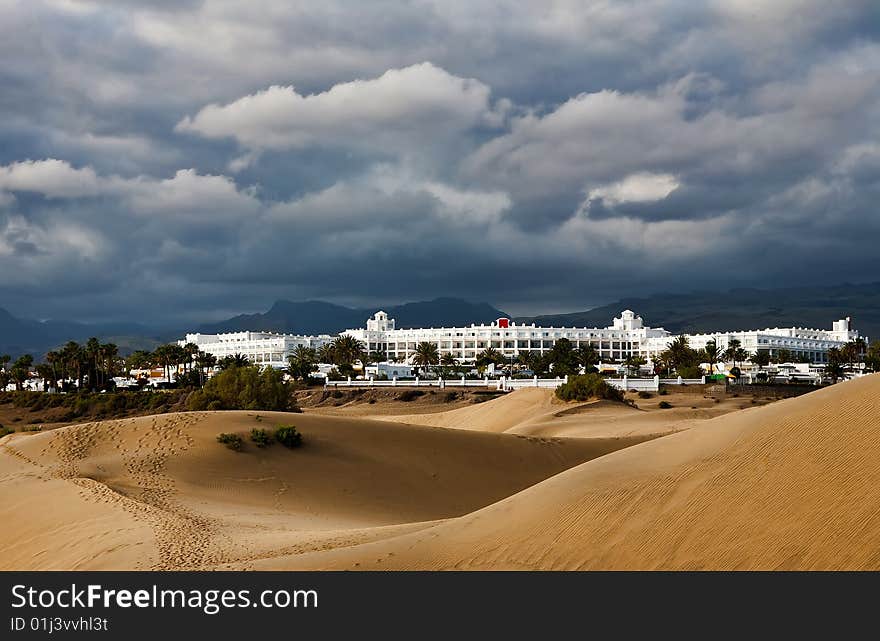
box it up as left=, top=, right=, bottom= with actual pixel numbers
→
left=187, top=366, right=298, bottom=412
left=274, top=425, right=303, bottom=448
left=555, top=373, right=624, bottom=403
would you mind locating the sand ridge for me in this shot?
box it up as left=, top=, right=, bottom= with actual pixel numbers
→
left=271, top=374, right=880, bottom=570
left=0, top=410, right=646, bottom=570
left=4, top=376, right=878, bottom=570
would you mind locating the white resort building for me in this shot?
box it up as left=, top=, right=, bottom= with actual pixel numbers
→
left=178, top=312, right=863, bottom=371
left=342, top=310, right=862, bottom=366
left=179, top=331, right=334, bottom=369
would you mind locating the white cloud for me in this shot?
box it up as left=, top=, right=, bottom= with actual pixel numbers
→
left=0, top=160, right=260, bottom=220
left=0, top=159, right=101, bottom=198
left=176, top=62, right=503, bottom=153
left=587, top=172, right=679, bottom=205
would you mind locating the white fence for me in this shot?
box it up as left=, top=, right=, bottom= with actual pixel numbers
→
left=659, top=377, right=705, bottom=386
left=325, top=374, right=704, bottom=393
left=325, top=376, right=499, bottom=389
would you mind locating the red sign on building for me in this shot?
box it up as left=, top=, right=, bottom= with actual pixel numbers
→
left=497, top=318, right=510, bottom=328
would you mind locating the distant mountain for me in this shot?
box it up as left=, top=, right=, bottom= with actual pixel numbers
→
left=515, top=283, right=880, bottom=339
left=197, top=298, right=510, bottom=335
left=0, top=308, right=163, bottom=358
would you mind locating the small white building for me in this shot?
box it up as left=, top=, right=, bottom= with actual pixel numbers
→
left=641, top=317, right=860, bottom=364
left=179, top=331, right=334, bottom=369
left=365, top=363, right=415, bottom=379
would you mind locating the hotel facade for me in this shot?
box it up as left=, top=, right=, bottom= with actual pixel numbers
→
left=179, top=331, right=334, bottom=369
left=180, top=311, right=862, bottom=369
left=342, top=310, right=861, bottom=366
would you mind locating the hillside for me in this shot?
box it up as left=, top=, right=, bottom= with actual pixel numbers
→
left=276, top=374, right=880, bottom=570
left=516, top=282, right=880, bottom=337
left=196, top=297, right=509, bottom=334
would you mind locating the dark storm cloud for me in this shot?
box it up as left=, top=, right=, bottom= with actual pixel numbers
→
left=1, top=0, right=880, bottom=324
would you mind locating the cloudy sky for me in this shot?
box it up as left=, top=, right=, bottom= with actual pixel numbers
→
left=2, top=1, right=879, bottom=323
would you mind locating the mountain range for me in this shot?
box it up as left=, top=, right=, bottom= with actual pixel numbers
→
left=2, top=283, right=878, bottom=359
left=517, top=282, right=880, bottom=338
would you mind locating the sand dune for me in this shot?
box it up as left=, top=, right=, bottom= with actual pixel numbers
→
left=4, top=375, right=878, bottom=570
left=269, top=374, right=880, bottom=570
left=0, top=410, right=643, bottom=570
left=373, top=387, right=722, bottom=439
left=375, top=388, right=564, bottom=433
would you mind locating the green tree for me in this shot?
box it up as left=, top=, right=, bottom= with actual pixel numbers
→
left=287, top=346, right=319, bottom=381
left=623, top=355, right=647, bottom=376
left=702, top=339, right=723, bottom=375
left=10, top=354, right=34, bottom=391
left=547, top=338, right=580, bottom=376
left=576, top=344, right=600, bottom=372
left=667, top=335, right=700, bottom=374
left=326, top=335, right=366, bottom=376
left=824, top=347, right=845, bottom=384
left=412, top=342, right=440, bottom=376
left=751, top=350, right=771, bottom=371
left=775, top=348, right=793, bottom=364
left=187, top=365, right=294, bottom=411
left=217, top=353, right=251, bottom=370
left=195, top=351, right=217, bottom=386
left=475, top=347, right=505, bottom=373
left=439, top=353, right=459, bottom=377
left=723, top=339, right=742, bottom=366
left=866, top=340, right=880, bottom=372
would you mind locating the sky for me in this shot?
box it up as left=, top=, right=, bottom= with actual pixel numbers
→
left=1, top=0, right=880, bottom=323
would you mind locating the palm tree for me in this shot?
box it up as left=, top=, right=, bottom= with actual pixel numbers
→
left=100, top=342, right=119, bottom=386
left=751, top=350, right=770, bottom=371
left=667, top=335, right=699, bottom=373
left=287, top=346, right=318, bottom=381
left=825, top=347, right=845, bottom=383
left=703, top=340, right=723, bottom=376
left=775, top=348, right=792, bottom=364
left=183, top=342, right=199, bottom=372
left=85, top=337, right=101, bottom=390
left=217, top=353, right=250, bottom=370
left=723, top=339, right=742, bottom=366
left=195, top=352, right=217, bottom=385
left=45, top=350, right=60, bottom=388
left=0, top=354, right=10, bottom=372
left=10, top=354, right=34, bottom=391
left=623, top=355, right=646, bottom=376
left=328, top=335, right=366, bottom=374
left=576, top=344, right=599, bottom=371
left=439, top=353, right=459, bottom=377
left=317, top=343, right=335, bottom=364
left=475, top=347, right=504, bottom=373
left=61, top=341, right=85, bottom=390
left=412, top=342, right=440, bottom=376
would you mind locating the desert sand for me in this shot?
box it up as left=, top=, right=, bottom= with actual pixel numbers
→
left=2, top=375, right=879, bottom=570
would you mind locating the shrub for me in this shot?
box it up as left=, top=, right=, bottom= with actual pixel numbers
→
left=275, top=425, right=303, bottom=448
left=187, top=366, right=296, bottom=412
left=398, top=390, right=424, bottom=402
left=0, top=425, right=13, bottom=437
left=658, top=388, right=669, bottom=396
left=637, top=391, right=653, bottom=399
left=555, top=373, right=624, bottom=402
left=677, top=366, right=704, bottom=379
left=659, top=401, right=673, bottom=409
left=250, top=428, right=273, bottom=448
left=217, top=432, right=243, bottom=451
